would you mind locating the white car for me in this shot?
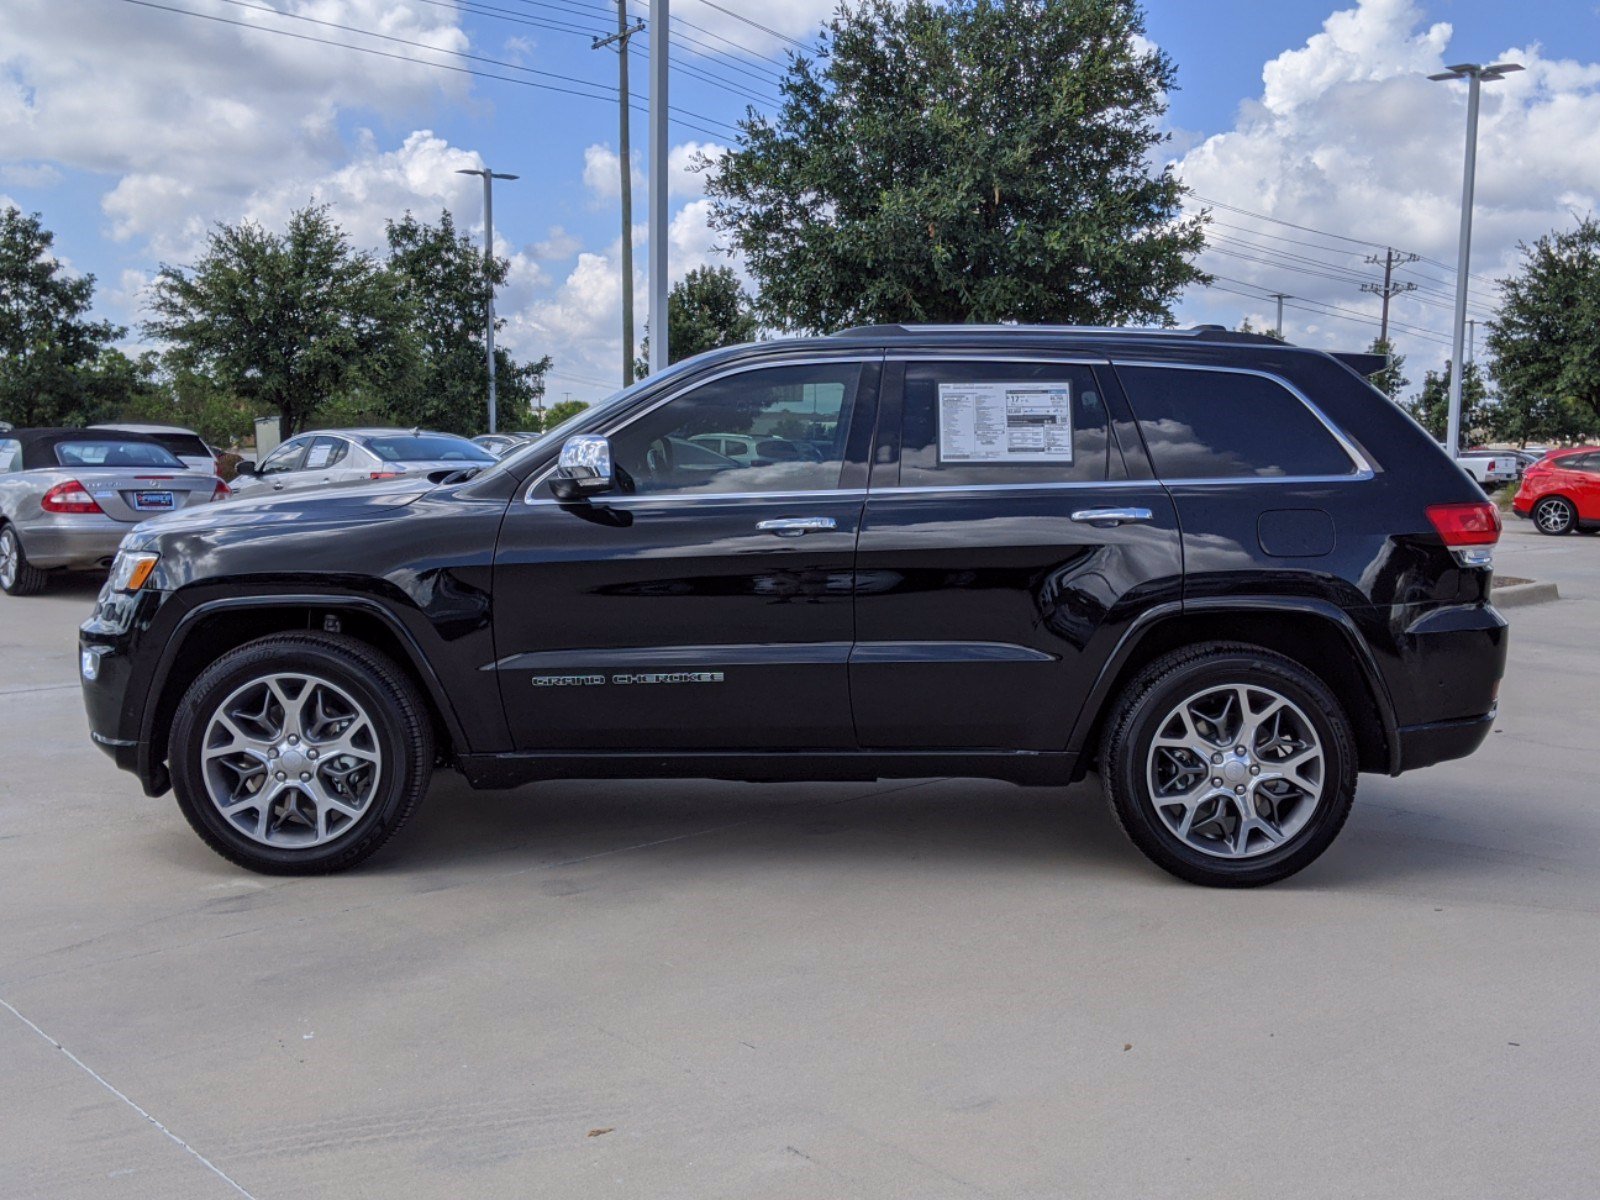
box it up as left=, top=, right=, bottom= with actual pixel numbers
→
left=1456, top=452, right=1520, bottom=486
left=90, top=423, right=218, bottom=475
left=229, top=428, right=497, bottom=498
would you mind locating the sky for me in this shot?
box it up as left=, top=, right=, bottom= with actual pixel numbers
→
left=5, top=0, right=1600, bottom=407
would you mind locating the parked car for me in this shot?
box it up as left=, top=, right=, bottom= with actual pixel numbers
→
left=1511, top=447, right=1600, bottom=534
left=1454, top=450, right=1519, bottom=487
left=229, top=429, right=497, bottom=497
left=80, top=325, right=1506, bottom=886
left=686, top=432, right=820, bottom=467
left=90, top=423, right=219, bottom=475
left=472, top=433, right=538, bottom=458
left=1, top=428, right=227, bottom=595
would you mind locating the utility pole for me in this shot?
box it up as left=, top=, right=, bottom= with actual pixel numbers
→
left=1466, top=318, right=1476, bottom=364
left=455, top=167, right=519, bottom=433
left=1268, top=293, right=1290, bottom=340
left=593, top=2, right=646, bottom=387
left=648, top=0, right=669, bottom=374
left=1360, top=248, right=1420, bottom=343
left=1430, top=60, right=1523, bottom=456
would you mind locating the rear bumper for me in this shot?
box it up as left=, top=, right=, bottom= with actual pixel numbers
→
left=1395, top=710, right=1497, bottom=772
left=17, top=518, right=127, bottom=570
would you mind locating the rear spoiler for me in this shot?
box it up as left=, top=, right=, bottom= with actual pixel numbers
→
left=1331, top=352, right=1390, bottom=379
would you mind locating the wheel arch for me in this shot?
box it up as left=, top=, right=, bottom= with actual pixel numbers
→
left=1067, top=599, right=1399, bottom=778
left=139, top=595, right=468, bottom=795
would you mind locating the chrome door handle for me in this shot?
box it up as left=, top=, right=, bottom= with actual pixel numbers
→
left=756, top=516, right=838, bottom=537
left=1070, top=506, right=1153, bottom=527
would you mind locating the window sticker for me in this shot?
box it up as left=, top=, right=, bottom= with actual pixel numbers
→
left=305, top=442, right=334, bottom=469
left=937, top=381, right=1074, bottom=463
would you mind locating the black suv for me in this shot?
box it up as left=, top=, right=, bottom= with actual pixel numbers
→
left=80, top=326, right=1507, bottom=886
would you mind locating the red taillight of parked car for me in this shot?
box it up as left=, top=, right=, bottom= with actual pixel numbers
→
left=40, top=480, right=104, bottom=515
left=369, top=471, right=403, bottom=480
left=1427, top=501, right=1502, bottom=546
left=210, top=479, right=231, bottom=502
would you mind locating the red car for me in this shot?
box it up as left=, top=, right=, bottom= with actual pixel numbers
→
left=1512, top=447, right=1600, bottom=534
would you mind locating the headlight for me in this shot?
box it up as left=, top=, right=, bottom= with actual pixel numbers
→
left=108, top=550, right=160, bottom=593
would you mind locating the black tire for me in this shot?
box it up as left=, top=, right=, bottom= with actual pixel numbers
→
left=1098, top=642, right=1358, bottom=888
left=1532, top=496, right=1576, bottom=536
left=0, top=524, right=49, bottom=596
left=169, top=632, right=433, bottom=874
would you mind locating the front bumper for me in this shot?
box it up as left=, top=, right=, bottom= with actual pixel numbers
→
left=80, top=584, right=175, bottom=795
left=18, top=517, right=129, bottom=570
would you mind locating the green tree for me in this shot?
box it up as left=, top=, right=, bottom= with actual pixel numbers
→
left=535, top=398, right=588, bottom=432
left=384, top=210, right=550, bottom=434
left=1406, top=362, right=1490, bottom=445
left=635, top=265, right=760, bottom=377
left=0, top=207, right=130, bottom=426
left=1486, top=217, right=1600, bottom=444
left=145, top=205, right=413, bottom=438
left=702, top=0, right=1206, bottom=333
left=119, top=358, right=256, bottom=448
left=1367, top=337, right=1409, bottom=402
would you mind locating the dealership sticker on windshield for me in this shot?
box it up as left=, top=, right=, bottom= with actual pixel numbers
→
left=938, top=381, right=1074, bottom=463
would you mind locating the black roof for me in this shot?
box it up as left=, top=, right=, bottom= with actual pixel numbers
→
left=829, top=322, right=1288, bottom=346
left=6, top=428, right=169, bottom=471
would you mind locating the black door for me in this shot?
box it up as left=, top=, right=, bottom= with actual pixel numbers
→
left=850, top=357, right=1183, bottom=751
left=492, top=357, right=878, bottom=751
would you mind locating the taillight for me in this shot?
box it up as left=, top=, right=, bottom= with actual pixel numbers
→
left=1428, top=502, right=1500, bottom=567
left=210, top=479, right=231, bottom=502
left=41, top=481, right=103, bottom=514
left=369, top=471, right=403, bottom=480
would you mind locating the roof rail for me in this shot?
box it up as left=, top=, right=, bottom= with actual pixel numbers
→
left=829, top=323, right=1287, bottom=345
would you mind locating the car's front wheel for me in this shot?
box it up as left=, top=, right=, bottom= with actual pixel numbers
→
left=169, top=633, right=433, bottom=874
left=0, top=524, right=48, bottom=596
left=1533, top=496, right=1576, bottom=535
left=1099, top=642, right=1357, bottom=887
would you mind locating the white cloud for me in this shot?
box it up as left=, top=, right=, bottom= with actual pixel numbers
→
left=1173, top=0, right=1600, bottom=375
left=531, top=226, right=582, bottom=261
left=583, top=139, right=722, bottom=204
left=0, top=163, right=62, bottom=188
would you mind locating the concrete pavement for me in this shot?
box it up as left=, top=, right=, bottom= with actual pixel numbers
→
left=2, top=522, right=1597, bottom=1199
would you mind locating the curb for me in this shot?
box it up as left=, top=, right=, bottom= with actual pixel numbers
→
left=1493, top=580, right=1560, bottom=608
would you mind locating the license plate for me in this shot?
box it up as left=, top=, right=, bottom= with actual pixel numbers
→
left=133, top=491, right=174, bottom=511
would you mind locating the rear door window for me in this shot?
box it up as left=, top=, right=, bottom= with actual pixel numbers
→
left=1117, top=365, right=1359, bottom=480
left=892, top=361, right=1110, bottom=487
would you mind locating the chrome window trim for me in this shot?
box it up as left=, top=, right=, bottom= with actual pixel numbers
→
left=1110, top=359, right=1375, bottom=481
left=522, top=353, right=880, bottom=505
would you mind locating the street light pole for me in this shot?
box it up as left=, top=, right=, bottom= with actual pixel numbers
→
left=456, top=166, right=519, bottom=433
left=1429, top=61, right=1522, bottom=458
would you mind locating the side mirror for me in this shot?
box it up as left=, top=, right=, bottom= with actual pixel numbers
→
left=234, top=460, right=257, bottom=476
left=551, top=434, right=614, bottom=499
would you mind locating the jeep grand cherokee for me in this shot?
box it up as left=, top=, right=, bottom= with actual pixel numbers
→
left=80, top=325, right=1507, bottom=886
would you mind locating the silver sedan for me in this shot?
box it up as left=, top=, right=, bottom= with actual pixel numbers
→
left=0, top=429, right=225, bottom=596
left=229, top=428, right=497, bottom=498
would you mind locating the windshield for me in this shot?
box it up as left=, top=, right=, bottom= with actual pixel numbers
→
left=54, top=440, right=186, bottom=469
left=363, top=434, right=496, bottom=463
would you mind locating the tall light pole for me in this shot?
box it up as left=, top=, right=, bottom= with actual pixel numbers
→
left=1428, top=61, right=1522, bottom=457
left=456, top=166, right=519, bottom=433
left=648, top=0, right=669, bottom=374
left=1268, top=292, right=1290, bottom=340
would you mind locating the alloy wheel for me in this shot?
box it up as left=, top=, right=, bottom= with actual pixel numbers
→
left=1535, top=498, right=1573, bottom=534
left=200, top=672, right=384, bottom=848
left=0, top=530, right=16, bottom=590
left=1144, top=683, right=1325, bottom=859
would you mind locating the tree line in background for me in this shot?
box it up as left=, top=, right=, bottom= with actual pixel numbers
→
left=6, top=0, right=1600, bottom=449
left=0, top=204, right=554, bottom=445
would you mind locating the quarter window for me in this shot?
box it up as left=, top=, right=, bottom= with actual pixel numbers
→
left=895, top=362, right=1110, bottom=487
left=602, top=362, right=862, bottom=496
left=1118, top=366, right=1358, bottom=480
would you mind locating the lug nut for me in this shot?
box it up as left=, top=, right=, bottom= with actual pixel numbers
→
left=1211, top=752, right=1223, bottom=764
left=300, top=772, right=310, bottom=781
left=308, top=749, right=318, bottom=760
left=1234, top=785, right=1246, bottom=795
left=1249, top=765, right=1260, bottom=775
left=1211, top=777, right=1223, bottom=787
left=268, top=748, right=278, bottom=759
left=275, top=771, right=286, bottom=781
left=288, top=735, right=299, bottom=745
left=1235, top=745, right=1247, bottom=755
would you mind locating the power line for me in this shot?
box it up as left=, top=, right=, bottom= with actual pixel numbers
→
left=1205, top=273, right=1455, bottom=345
left=118, top=0, right=741, bottom=139
left=683, top=0, right=813, bottom=52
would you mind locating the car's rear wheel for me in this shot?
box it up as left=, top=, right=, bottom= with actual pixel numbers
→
left=169, top=633, right=433, bottom=874
left=1533, top=496, right=1576, bottom=536
left=1099, top=642, right=1357, bottom=887
left=0, top=525, right=48, bottom=596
